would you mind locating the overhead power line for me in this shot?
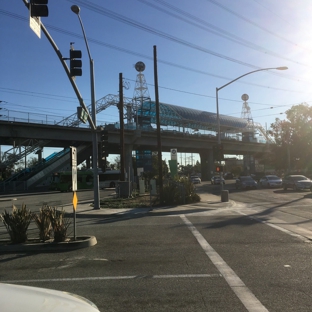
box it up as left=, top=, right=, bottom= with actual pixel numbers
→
left=0, top=8, right=308, bottom=86
left=204, top=0, right=312, bottom=53
left=139, top=0, right=309, bottom=67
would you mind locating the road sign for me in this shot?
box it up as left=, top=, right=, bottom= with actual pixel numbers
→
left=170, top=148, right=177, bottom=160
left=29, top=15, right=41, bottom=38
left=77, top=107, right=88, bottom=123
left=70, top=146, right=77, bottom=191
left=73, top=191, right=78, bottom=211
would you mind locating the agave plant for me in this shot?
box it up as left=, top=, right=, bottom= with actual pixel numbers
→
left=33, top=206, right=52, bottom=241
left=0, top=204, right=33, bottom=244
left=47, top=207, right=71, bottom=242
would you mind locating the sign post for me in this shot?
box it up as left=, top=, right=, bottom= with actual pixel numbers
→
left=70, top=146, right=78, bottom=240
left=169, top=148, right=178, bottom=177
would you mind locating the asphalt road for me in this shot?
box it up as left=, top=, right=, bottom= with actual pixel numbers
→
left=0, top=183, right=312, bottom=311
left=0, top=188, right=114, bottom=213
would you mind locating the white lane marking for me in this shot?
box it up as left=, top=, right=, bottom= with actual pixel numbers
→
left=236, top=211, right=311, bottom=242
left=2, top=274, right=221, bottom=284
left=180, top=214, right=269, bottom=312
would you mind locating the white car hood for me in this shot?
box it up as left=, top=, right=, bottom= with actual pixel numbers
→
left=0, top=283, right=99, bottom=312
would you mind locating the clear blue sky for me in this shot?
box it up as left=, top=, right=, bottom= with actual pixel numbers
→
left=1, top=0, right=312, bottom=165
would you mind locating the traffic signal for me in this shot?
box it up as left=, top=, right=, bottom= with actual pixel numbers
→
left=30, top=0, right=49, bottom=17
left=216, top=165, right=223, bottom=173
left=69, top=49, right=82, bottom=77
left=213, top=144, right=224, bottom=161
left=101, top=130, right=109, bottom=159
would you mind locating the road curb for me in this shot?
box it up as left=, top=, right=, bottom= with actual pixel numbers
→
left=0, top=235, right=97, bottom=253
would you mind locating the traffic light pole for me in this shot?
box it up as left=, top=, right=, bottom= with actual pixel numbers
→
left=22, top=0, right=95, bottom=130
left=23, top=0, right=100, bottom=209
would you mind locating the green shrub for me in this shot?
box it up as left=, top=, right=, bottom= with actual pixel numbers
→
left=33, top=206, right=52, bottom=241
left=0, top=204, right=33, bottom=244
left=162, top=177, right=200, bottom=205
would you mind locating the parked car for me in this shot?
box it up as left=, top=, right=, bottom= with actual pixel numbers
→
left=190, top=175, right=201, bottom=184
left=235, top=176, right=258, bottom=190
left=259, top=175, right=282, bottom=188
left=224, top=172, right=234, bottom=179
left=250, top=173, right=263, bottom=182
left=211, top=176, right=225, bottom=185
left=0, top=283, right=100, bottom=312
left=282, top=175, right=312, bottom=191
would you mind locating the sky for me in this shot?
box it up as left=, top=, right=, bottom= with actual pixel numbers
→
left=1, top=0, right=312, bottom=166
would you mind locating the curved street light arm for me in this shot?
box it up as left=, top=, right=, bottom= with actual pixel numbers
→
left=76, top=14, right=93, bottom=61
left=217, top=67, right=288, bottom=91
left=215, top=65, right=287, bottom=197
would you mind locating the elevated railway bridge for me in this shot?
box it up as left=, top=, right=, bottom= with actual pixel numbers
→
left=0, top=94, right=271, bottom=192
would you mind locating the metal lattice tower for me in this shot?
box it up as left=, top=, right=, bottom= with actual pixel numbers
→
left=240, top=94, right=274, bottom=143
left=131, top=61, right=151, bottom=124
left=240, top=94, right=253, bottom=126
left=133, top=62, right=151, bottom=103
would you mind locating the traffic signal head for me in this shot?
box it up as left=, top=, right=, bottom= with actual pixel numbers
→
left=216, top=165, right=223, bottom=172
left=101, top=130, right=109, bottom=141
left=70, top=49, right=82, bottom=77
left=101, top=130, right=109, bottom=159
left=213, top=144, right=224, bottom=161
left=30, top=0, right=49, bottom=17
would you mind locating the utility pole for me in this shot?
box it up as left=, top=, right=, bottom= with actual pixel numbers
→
left=154, top=45, right=163, bottom=202
left=119, top=73, right=125, bottom=181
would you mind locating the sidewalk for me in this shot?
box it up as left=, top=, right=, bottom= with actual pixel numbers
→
left=62, top=192, right=233, bottom=218
left=66, top=192, right=312, bottom=243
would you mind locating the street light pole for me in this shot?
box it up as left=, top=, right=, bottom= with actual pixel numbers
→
left=71, top=5, right=100, bottom=209
left=215, top=66, right=288, bottom=198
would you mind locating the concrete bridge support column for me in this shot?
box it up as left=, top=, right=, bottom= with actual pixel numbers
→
left=243, top=154, right=255, bottom=175
left=200, top=150, right=214, bottom=181
left=35, top=148, right=43, bottom=162
left=124, top=144, right=134, bottom=183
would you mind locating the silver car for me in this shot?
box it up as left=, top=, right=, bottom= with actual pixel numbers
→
left=235, top=176, right=257, bottom=190
left=211, top=176, right=225, bottom=185
left=259, top=175, right=282, bottom=188
left=282, top=175, right=312, bottom=191
left=190, top=175, right=201, bottom=184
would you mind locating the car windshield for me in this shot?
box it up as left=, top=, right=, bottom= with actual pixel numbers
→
left=291, top=176, right=308, bottom=181
left=240, top=176, right=254, bottom=181
left=268, top=176, right=280, bottom=180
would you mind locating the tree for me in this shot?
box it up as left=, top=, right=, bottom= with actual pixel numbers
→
left=193, top=160, right=201, bottom=173
left=270, top=103, right=312, bottom=173
left=110, top=156, right=120, bottom=170
left=14, top=156, right=38, bottom=173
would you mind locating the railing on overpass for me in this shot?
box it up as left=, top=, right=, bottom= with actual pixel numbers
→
left=0, top=93, right=274, bottom=171
left=0, top=94, right=132, bottom=168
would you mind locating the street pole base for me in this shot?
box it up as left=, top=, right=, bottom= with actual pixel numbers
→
left=221, top=190, right=229, bottom=202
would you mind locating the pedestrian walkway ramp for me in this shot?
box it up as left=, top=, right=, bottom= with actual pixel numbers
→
left=0, top=144, right=91, bottom=193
